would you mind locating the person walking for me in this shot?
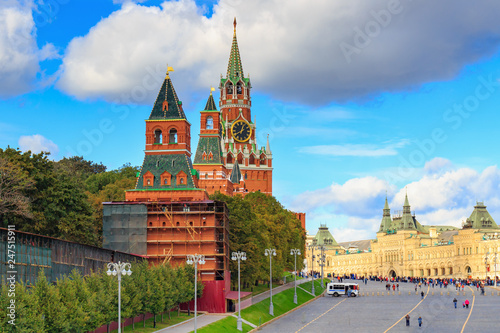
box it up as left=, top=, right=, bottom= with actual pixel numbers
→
left=465, top=299, right=469, bottom=308
left=421, top=291, right=424, bottom=299
left=405, top=314, right=410, bottom=326
left=453, top=298, right=457, bottom=308
left=418, top=316, right=422, bottom=327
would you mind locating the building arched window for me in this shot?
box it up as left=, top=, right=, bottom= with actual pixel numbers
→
left=154, top=129, right=162, bottom=143
left=227, top=83, right=233, bottom=94
left=169, top=129, right=177, bottom=143
left=206, top=116, right=213, bottom=130
left=237, top=82, right=242, bottom=94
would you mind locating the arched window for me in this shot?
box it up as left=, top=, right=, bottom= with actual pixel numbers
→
left=227, top=83, right=233, bottom=94
left=237, top=82, right=242, bottom=94
left=169, top=129, right=177, bottom=143
left=206, top=116, right=213, bottom=130
left=154, top=129, right=162, bottom=143
left=180, top=178, right=184, bottom=184
left=227, top=154, right=233, bottom=164
left=205, top=173, right=208, bottom=179
left=245, top=172, right=248, bottom=180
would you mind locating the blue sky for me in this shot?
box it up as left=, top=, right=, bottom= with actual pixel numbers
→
left=2, top=0, right=500, bottom=241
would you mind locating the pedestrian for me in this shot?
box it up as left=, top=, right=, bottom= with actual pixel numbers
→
left=397, top=283, right=399, bottom=291
left=415, top=285, right=418, bottom=292
left=418, top=316, right=422, bottom=327
left=453, top=298, right=457, bottom=308
left=421, top=291, right=424, bottom=299
left=465, top=299, right=469, bottom=308
left=405, top=314, right=410, bottom=326
left=463, top=302, right=465, bottom=308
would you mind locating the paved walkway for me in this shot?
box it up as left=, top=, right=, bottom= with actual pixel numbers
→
left=154, top=313, right=231, bottom=333
left=154, top=277, right=317, bottom=333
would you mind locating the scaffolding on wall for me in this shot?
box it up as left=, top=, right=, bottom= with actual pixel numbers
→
left=144, top=200, right=229, bottom=281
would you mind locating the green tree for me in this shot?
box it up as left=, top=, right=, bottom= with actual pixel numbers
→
left=0, top=156, right=34, bottom=226
left=122, top=262, right=143, bottom=330
left=32, top=270, right=69, bottom=332
left=148, top=264, right=166, bottom=328
left=160, top=263, right=177, bottom=320
left=57, top=270, right=95, bottom=333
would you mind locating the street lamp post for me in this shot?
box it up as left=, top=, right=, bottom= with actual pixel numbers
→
left=485, top=252, right=489, bottom=281
left=316, top=245, right=326, bottom=288
left=290, top=249, right=301, bottom=304
left=187, top=254, right=206, bottom=333
left=264, top=248, right=276, bottom=316
left=308, top=244, right=315, bottom=296
left=494, top=251, right=498, bottom=286
left=107, top=261, right=132, bottom=333
left=231, top=251, right=247, bottom=331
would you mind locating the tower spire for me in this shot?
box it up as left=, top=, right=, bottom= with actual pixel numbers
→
left=226, top=18, right=244, bottom=80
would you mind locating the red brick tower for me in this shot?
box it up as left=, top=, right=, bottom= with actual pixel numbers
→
left=196, top=18, right=273, bottom=196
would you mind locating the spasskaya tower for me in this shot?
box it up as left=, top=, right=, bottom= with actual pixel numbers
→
left=193, top=18, right=273, bottom=196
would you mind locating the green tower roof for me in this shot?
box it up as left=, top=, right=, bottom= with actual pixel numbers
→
left=313, top=224, right=339, bottom=247
left=379, top=197, right=392, bottom=233
left=149, top=73, right=186, bottom=120
left=135, top=154, right=196, bottom=190
left=229, top=160, right=242, bottom=184
left=465, top=202, right=499, bottom=229
left=204, top=93, right=217, bottom=111
left=226, top=18, right=244, bottom=82
left=193, top=136, right=223, bottom=165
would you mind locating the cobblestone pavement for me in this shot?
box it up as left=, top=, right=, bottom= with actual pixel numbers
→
left=258, top=279, right=500, bottom=333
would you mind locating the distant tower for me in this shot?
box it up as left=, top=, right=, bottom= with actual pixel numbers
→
left=378, top=197, right=392, bottom=233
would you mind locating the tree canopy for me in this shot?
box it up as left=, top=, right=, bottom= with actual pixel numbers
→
left=0, top=148, right=138, bottom=246
left=210, top=191, right=305, bottom=288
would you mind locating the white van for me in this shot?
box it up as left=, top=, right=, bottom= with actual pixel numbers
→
left=326, top=282, right=360, bottom=297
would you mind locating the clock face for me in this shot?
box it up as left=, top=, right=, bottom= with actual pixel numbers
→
left=231, top=119, right=252, bottom=142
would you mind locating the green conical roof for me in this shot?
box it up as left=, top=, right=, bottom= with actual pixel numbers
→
left=204, top=93, right=217, bottom=111
left=404, top=193, right=410, bottom=207
left=313, top=224, right=339, bottom=247
left=149, top=74, right=186, bottom=120
left=379, top=197, right=392, bottom=232
left=229, top=160, right=242, bottom=184
left=226, top=19, right=244, bottom=81
left=466, top=202, right=499, bottom=229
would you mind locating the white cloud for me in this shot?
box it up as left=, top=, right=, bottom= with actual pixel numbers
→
left=292, top=176, right=393, bottom=217
left=57, top=0, right=500, bottom=105
left=18, top=134, right=59, bottom=156
left=0, top=1, right=58, bottom=98
left=424, top=157, right=453, bottom=175
left=296, top=158, right=500, bottom=240
left=298, top=140, right=409, bottom=157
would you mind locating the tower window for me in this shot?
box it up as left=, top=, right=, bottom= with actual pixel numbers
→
left=245, top=172, right=247, bottom=180
left=206, top=116, right=213, bottom=130
left=154, top=129, right=162, bottom=143
left=180, top=178, right=184, bottom=184
left=147, top=179, right=151, bottom=185
left=227, top=83, right=233, bottom=94
left=169, top=129, right=178, bottom=143
left=237, top=83, right=242, bottom=94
